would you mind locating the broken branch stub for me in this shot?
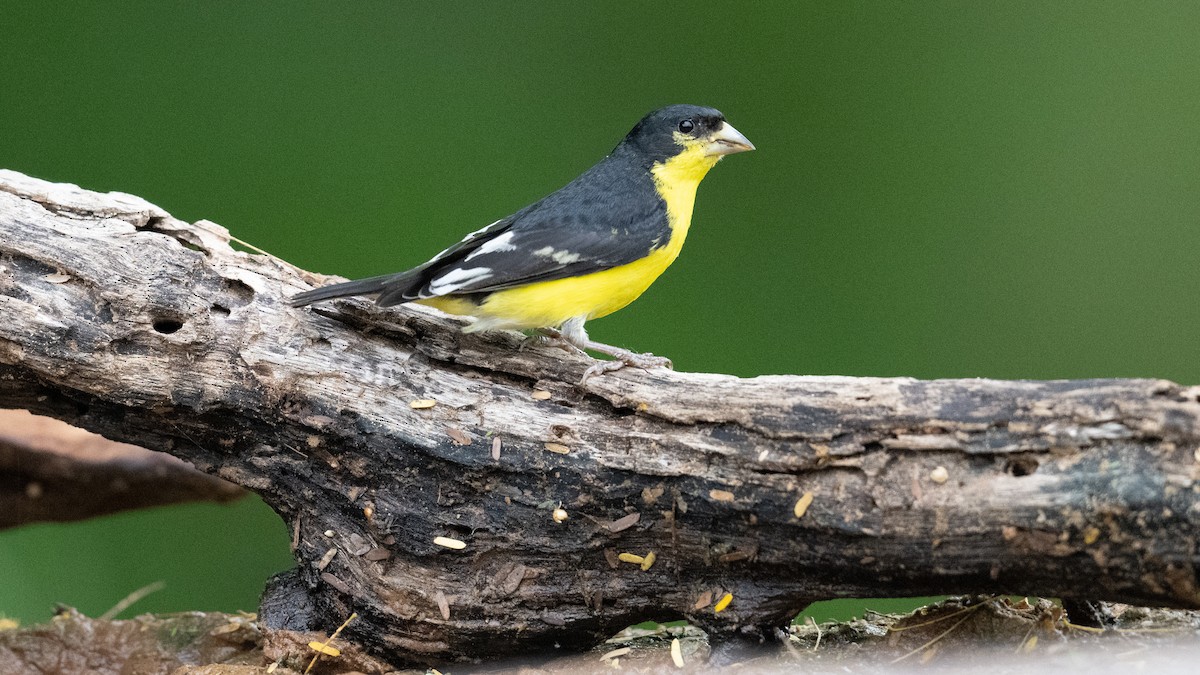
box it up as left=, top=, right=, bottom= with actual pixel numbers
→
left=2, top=169, right=1199, bottom=666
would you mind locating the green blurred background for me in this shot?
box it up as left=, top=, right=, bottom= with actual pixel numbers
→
left=2, top=2, right=1199, bottom=625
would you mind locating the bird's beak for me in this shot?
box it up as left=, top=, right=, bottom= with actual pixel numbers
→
left=705, top=121, right=756, bottom=156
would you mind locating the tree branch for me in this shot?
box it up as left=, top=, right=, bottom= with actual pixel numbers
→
left=2, top=168, right=1199, bottom=666
left=0, top=409, right=243, bottom=529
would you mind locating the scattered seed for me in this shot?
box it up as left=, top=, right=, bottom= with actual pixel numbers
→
left=531, top=389, right=552, bottom=400
left=794, top=491, right=814, bottom=519
left=308, top=641, right=341, bottom=657
left=603, top=549, right=620, bottom=569
left=617, top=552, right=645, bottom=565
left=410, top=399, right=437, bottom=409
left=640, top=551, right=656, bottom=571
left=315, top=548, right=337, bottom=571
left=1022, top=635, right=1038, bottom=653
left=642, top=485, right=664, bottom=504
left=446, top=427, right=472, bottom=445
left=608, top=512, right=640, bottom=533
left=363, top=505, right=374, bottom=520
left=929, top=466, right=949, bottom=484
left=600, top=647, right=631, bottom=661
left=43, top=272, right=71, bottom=284
left=693, top=591, right=713, bottom=610
left=364, top=547, right=391, bottom=561
left=718, top=549, right=751, bottom=564
left=320, top=573, right=351, bottom=595
left=553, top=508, right=569, bottom=523
left=709, top=489, right=735, bottom=502
left=544, top=442, right=570, bottom=454
left=491, top=436, right=502, bottom=460
left=323, top=530, right=335, bottom=538
left=714, top=592, right=733, bottom=613
left=1082, top=526, right=1101, bottom=545
left=434, top=590, right=450, bottom=620
left=433, top=536, right=466, bottom=550
left=306, top=435, right=321, bottom=448
left=670, top=637, right=684, bottom=668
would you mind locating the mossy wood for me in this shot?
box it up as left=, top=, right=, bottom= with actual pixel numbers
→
left=2, top=169, right=1198, bottom=666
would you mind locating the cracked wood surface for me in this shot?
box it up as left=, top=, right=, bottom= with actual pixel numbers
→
left=2, top=168, right=1199, bottom=666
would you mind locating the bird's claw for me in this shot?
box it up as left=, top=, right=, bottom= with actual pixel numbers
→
left=580, top=351, right=673, bottom=383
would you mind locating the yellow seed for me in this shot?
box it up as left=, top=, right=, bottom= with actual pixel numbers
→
left=544, top=442, right=570, bottom=454
left=553, top=508, right=569, bottom=523
left=1022, top=635, right=1038, bottom=652
left=531, top=389, right=552, bottom=400
left=0, top=618, right=19, bottom=631
left=670, top=637, right=684, bottom=668
left=410, top=399, right=437, bottom=409
left=714, top=592, right=733, bottom=613
left=709, top=489, right=735, bottom=502
left=929, top=466, right=949, bottom=484
left=793, top=491, right=814, bottom=518
left=1082, top=526, right=1101, bottom=545
left=640, top=551, right=656, bottom=571
left=433, top=536, right=466, bottom=550
left=618, top=552, right=645, bottom=565
left=307, top=641, right=341, bottom=657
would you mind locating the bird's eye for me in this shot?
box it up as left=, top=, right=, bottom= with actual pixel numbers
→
left=678, top=119, right=695, bottom=134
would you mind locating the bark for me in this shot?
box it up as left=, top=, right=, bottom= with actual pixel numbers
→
left=2, top=168, right=1199, bottom=667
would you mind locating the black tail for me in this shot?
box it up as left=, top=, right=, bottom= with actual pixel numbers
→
left=289, top=271, right=420, bottom=308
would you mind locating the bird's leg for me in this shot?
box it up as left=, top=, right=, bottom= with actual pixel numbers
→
left=538, top=317, right=672, bottom=381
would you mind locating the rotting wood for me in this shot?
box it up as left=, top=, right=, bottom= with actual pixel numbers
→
left=3, top=169, right=1200, bottom=667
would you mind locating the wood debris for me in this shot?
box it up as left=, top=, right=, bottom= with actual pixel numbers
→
left=314, top=547, right=337, bottom=570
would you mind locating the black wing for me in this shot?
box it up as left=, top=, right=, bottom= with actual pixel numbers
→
left=377, top=157, right=669, bottom=305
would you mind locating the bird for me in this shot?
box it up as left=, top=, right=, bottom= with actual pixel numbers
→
left=290, top=104, right=754, bottom=379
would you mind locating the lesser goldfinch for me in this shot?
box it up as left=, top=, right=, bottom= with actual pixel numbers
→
left=290, top=104, right=754, bottom=377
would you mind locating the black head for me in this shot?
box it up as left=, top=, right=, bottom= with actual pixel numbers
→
left=616, top=104, right=754, bottom=163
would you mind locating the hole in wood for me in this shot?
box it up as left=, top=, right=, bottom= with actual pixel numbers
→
left=152, top=318, right=184, bottom=334
left=1006, top=457, right=1039, bottom=477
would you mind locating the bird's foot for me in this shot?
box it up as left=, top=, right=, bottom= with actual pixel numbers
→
left=579, top=341, right=673, bottom=382
left=534, top=328, right=671, bottom=381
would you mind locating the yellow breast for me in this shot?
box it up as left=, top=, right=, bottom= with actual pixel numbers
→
left=427, top=144, right=721, bottom=331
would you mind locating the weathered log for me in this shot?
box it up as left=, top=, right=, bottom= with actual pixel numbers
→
left=2, top=169, right=1199, bottom=667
